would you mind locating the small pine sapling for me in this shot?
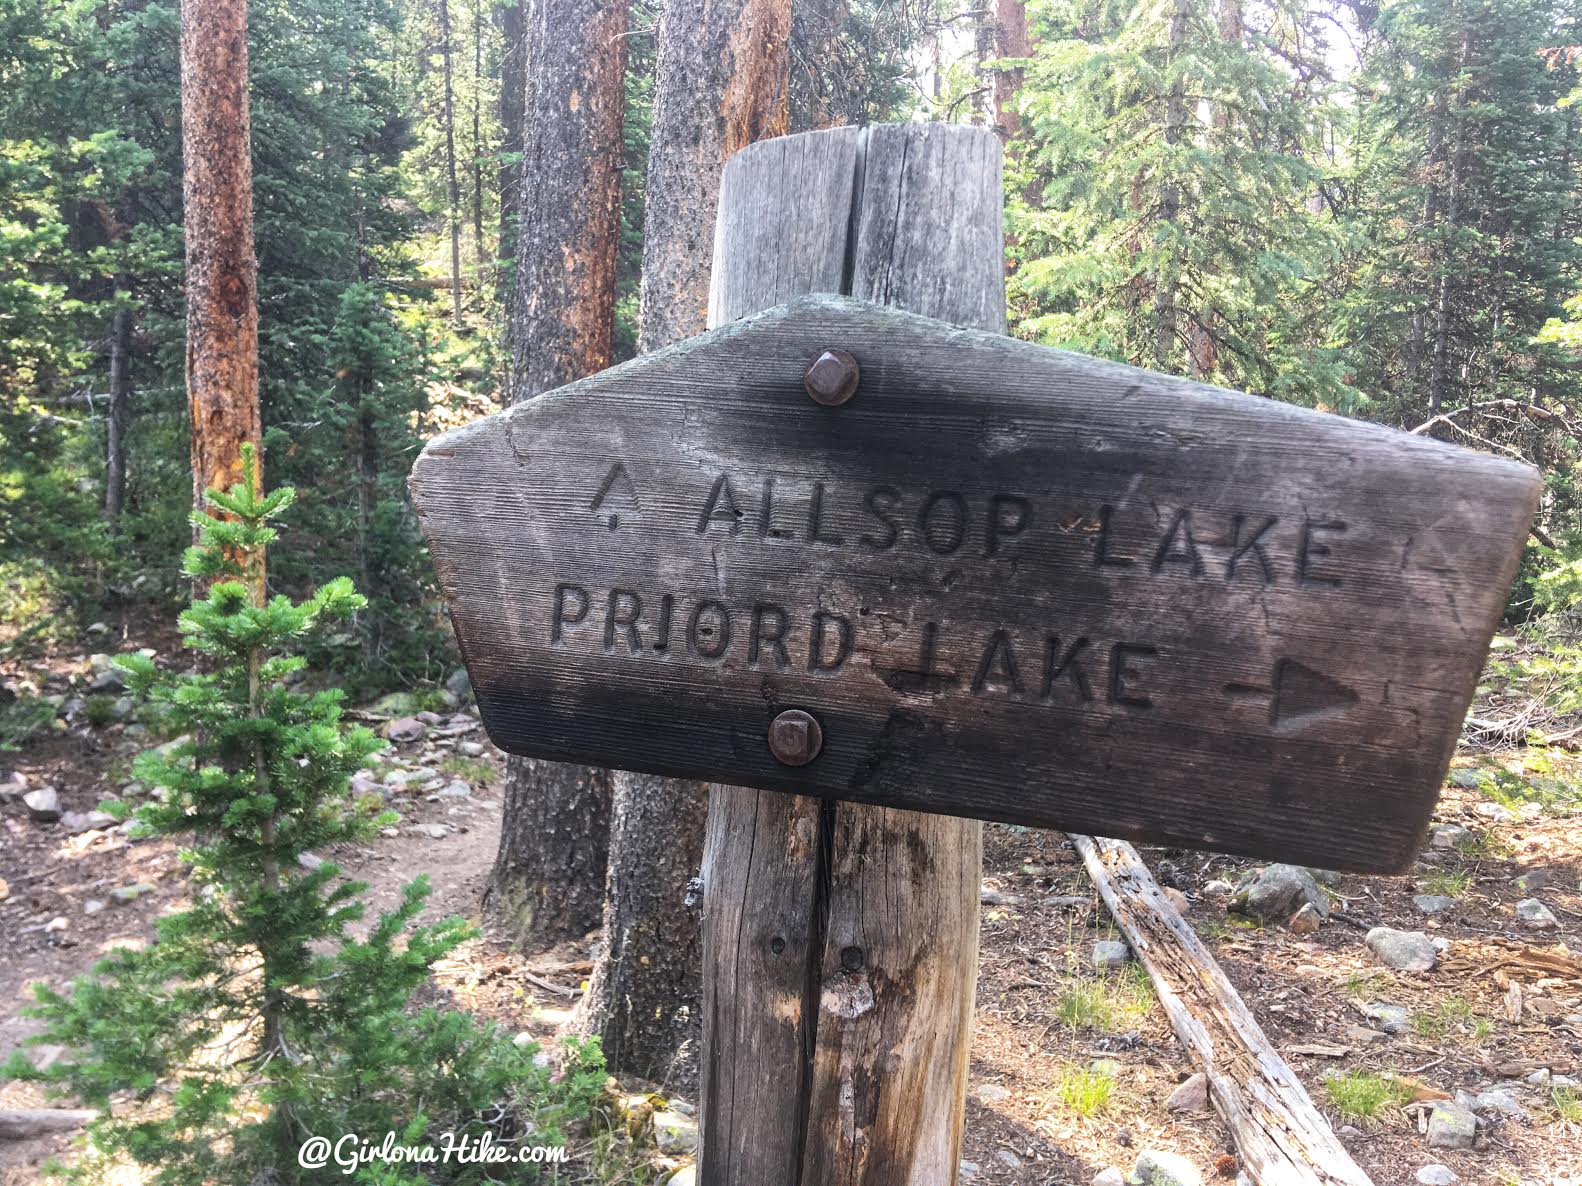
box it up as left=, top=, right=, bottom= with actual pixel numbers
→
left=6, top=450, right=604, bottom=1184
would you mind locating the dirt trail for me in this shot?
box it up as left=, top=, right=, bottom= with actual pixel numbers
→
left=3, top=627, right=1581, bottom=1185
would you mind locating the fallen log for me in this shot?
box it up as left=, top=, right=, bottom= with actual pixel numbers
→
left=0, top=1108, right=97, bottom=1140
left=1069, top=834, right=1374, bottom=1186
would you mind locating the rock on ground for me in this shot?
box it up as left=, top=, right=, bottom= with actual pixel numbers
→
left=652, top=1109, right=699, bottom=1155
left=1092, top=1170, right=1126, bottom=1186
left=1365, top=1002, right=1411, bottom=1034
left=1164, top=1072, right=1209, bottom=1113
left=1413, top=894, right=1456, bottom=915
left=1429, top=823, right=1473, bottom=850
left=383, top=716, right=427, bottom=743
left=1471, top=1088, right=1529, bottom=1121
left=1366, top=926, right=1439, bottom=972
left=1289, top=902, right=1323, bottom=933
left=1092, top=940, right=1131, bottom=970
left=1416, top=1166, right=1458, bottom=1186
left=1233, top=864, right=1329, bottom=923
left=1426, top=1100, right=1477, bottom=1150
left=23, top=785, right=61, bottom=822
left=1513, top=868, right=1551, bottom=893
left=1131, top=1149, right=1202, bottom=1186
left=1515, top=898, right=1558, bottom=930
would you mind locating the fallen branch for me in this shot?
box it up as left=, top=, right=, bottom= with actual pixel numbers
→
left=521, top=970, right=582, bottom=998
left=0, top=1109, right=97, bottom=1140
left=1070, top=834, right=1373, bottom=1186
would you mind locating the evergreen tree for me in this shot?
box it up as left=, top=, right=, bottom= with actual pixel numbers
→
left=6, top=451, right=604, bottom=1185
left=1336, top=0, right=1581, bottom=432
left=1008, top=0, right=1344, bottom=401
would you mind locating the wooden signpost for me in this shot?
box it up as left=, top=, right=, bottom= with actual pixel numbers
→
left=412, top=124, right=1538, bottom=1185
left=410, top=278, right=1536, bottom=876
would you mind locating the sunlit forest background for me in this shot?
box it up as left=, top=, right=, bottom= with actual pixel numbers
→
left=3, top=0, right=1579, bottom=689
left=4, top=3, right=1582, bottom=1185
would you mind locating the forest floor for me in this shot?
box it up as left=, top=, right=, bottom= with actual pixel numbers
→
left=1, top=622, right=1580, bottom=1186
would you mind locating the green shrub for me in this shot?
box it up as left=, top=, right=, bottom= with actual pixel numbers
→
left=0, top=695, right=57, bottom=750
left=5, top=451, right=603, bottom=1184
left=1050, top=1062, right=1117, bottom=1117
left=1323, top=1071, right=1413, bottom=1121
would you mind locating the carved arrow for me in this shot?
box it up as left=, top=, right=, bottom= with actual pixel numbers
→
left=1225, top=660, right=1359, bottom=728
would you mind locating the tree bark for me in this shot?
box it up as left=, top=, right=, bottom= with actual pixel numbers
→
left=471, top=0, right=488, bottom=269
left=635, top=0, right=790, bottom=352
left=180, top=0, right=262, bottom=579
left=992, top=0, right=1030, bottom=139
left=1154, top=0, right=1189, bottom=372
left=104, top=302, right=133, bottom=526
left=576, top=772, right=704, bottom=1086
left=576, top=0, right=790, bottom=1086
left=1427, top=31, right=1471, bottom=417
left=700, top=123, right=999, bottom=1186
left=495, top=0, right=525, bottom=390
left=488, top=0, right=626, bottom=947
left=438, top=0, right=465, bottom=322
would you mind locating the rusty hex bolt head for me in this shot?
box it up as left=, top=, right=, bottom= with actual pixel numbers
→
left=803, top=349, right=860, bottom=406
left=768, top=709, right=824, bottom=766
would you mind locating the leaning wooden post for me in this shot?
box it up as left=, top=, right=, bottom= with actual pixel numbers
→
left=699, top=125, right=1004, bottom=1186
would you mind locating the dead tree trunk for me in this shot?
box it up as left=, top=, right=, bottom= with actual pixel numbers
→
left=438, top=0, right=464, bottom=322
left=1071, top=834, right=1374, bottom=1186
left=700, top=123, right=1002, bottom=1186
left=180, top=0, right=262, bottom=575
left=487, top=0, right=626, bottom=947
left=574, top=0, right=792, bottom=1089
left=104, top=302, right=133, bottom=526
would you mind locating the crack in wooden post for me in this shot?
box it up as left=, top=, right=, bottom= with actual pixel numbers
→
left=699, top=123, right=1002, bottom=1186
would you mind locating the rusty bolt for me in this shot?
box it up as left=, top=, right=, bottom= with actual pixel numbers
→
left=768, top=708, right=823, bottom=766
left=803, top=349, right=860, bottom=407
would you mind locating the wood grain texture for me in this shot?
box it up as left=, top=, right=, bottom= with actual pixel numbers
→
left=410, top=292, right=1538, bottom=872
left=695, top=124, right=992, bottom=1186
left=1071, top=834, right=1375, bottom=1186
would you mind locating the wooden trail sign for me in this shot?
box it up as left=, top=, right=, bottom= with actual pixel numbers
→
left=410, top=294, right=1538, bottom=873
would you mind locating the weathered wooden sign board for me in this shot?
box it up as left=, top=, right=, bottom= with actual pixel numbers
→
left=410, top=294, right=1539, bottom=872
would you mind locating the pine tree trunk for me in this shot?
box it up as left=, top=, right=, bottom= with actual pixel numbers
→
left=992, top=0, right=1029, bottom=139
left=104, top=303, right=133, bottom=526
left=1154, top=0, right=1189, bottom=371
left=635, top=0, right=789, bottom=353
left=1427, top=31, right=1471, bottom=417
left=487, top=0, right=626, bottom=947
left=356, top=380, right=376, bottom=660
left=490, top=763, right=613, bottom=944
left=495, top=0, right=525, bottom=392
left=438, top=0, right=465, bottom=322
left=577, top=773, right=704, bottom=1085
left=1408, top=61, right=1450, bottom=386
left=180, top=0, right=262, bottom=580
left=577, top=0, right=789, bottom=1083
left=471, top=0, right=488, bottom=268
